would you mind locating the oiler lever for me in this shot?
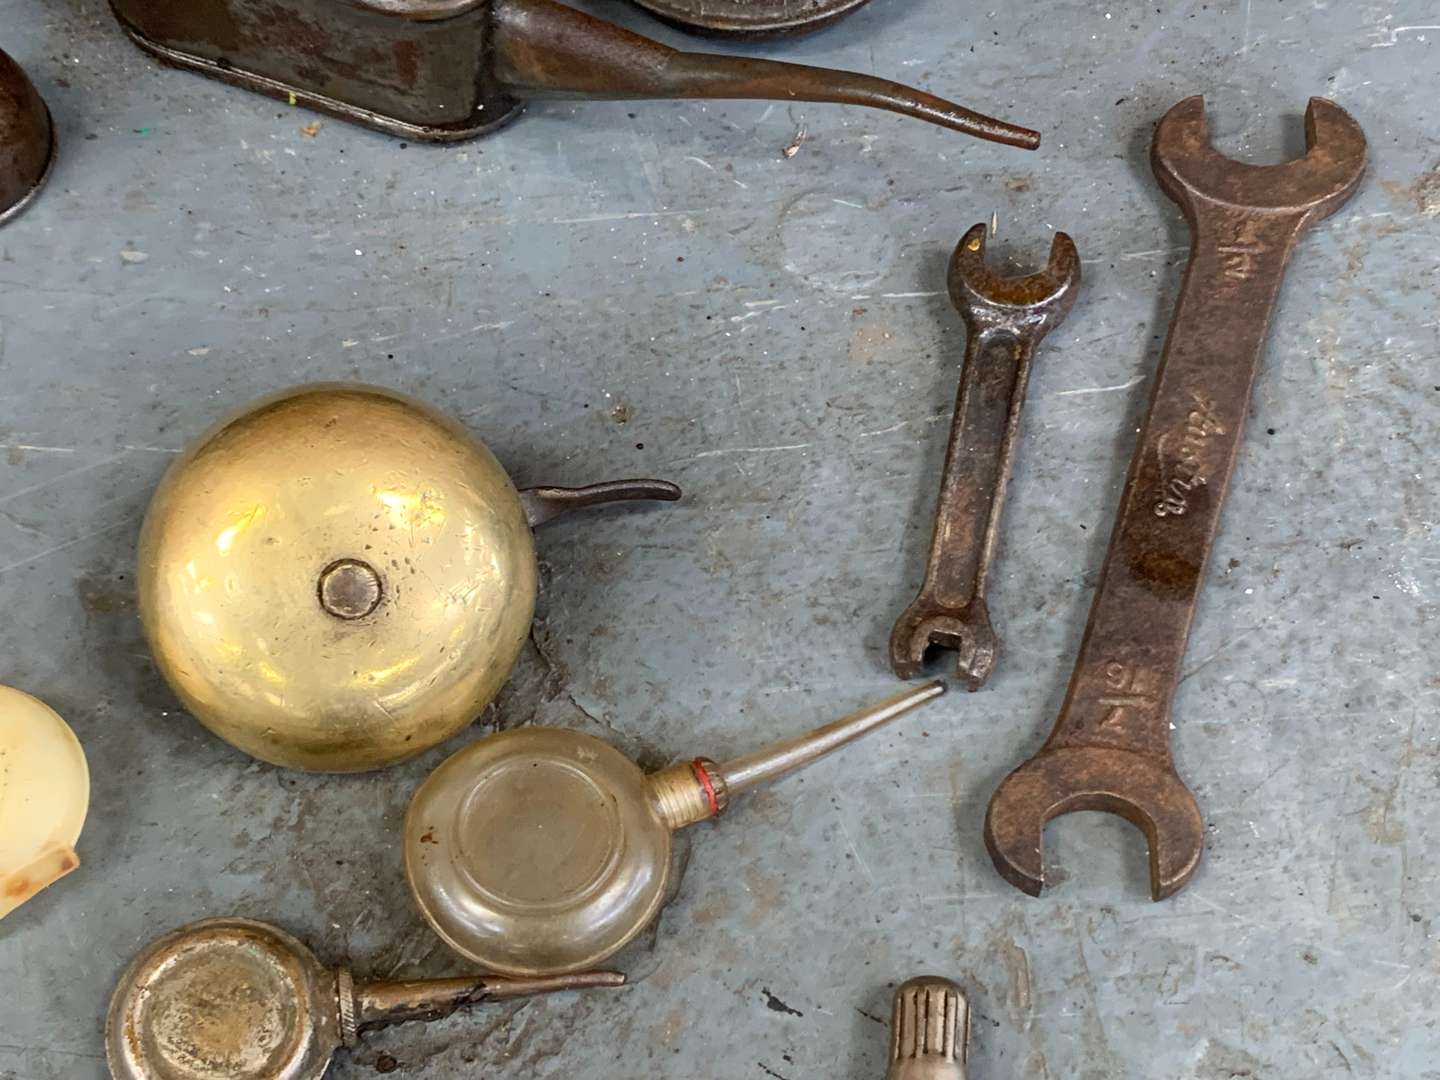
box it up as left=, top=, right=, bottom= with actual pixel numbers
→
left=520, top=479, right=682, bottom=528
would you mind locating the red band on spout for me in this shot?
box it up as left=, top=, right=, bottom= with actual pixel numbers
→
left=690, top=759, right=720, bottom=817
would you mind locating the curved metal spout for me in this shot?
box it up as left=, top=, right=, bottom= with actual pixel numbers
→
left=492, top=0, right=1040, bottom=149
left=353, top=969, right=627, bottom=1030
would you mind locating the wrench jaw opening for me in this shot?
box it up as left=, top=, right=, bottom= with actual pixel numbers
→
left=1151, top=96, right=1367, bottom=222
left=887, top=599, right=997, bottom=690
left=983, top=746, right=1204, bottom=901
left=947, top=224, right=1082, bottom=331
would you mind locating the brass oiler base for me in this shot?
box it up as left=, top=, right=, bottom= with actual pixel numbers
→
left=107, top=919, right=345, bottom=1080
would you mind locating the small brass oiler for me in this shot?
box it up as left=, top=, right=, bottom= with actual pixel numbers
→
left=105, top=916, right=625, bottom=1080
left=404, top=680, right=944, bottom=975
left=138, top=383, right=679, bottom=773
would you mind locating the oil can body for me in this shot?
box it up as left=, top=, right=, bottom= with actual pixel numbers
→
left=110, top=0, right=522, bottom=138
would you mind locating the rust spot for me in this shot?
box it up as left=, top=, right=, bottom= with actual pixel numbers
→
left=392, top=40, right=420, bottom=87
left=78, top=569, right=137, bottom=614
left=1130, top=548, right=1200, bottom=598
left=419, top=828, right=438, bottom=845
left=113, top=0, right=246, bottom=52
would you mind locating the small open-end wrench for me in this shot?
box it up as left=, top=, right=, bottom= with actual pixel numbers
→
left=985, top=97, right=1366, bottom=900
left=890, top=224, right=1080, bottom=689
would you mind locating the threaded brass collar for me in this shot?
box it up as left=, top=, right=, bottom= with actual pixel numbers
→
left=647, top=758, right=730, bottom=830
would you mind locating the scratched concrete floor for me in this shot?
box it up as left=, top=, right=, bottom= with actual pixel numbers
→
left=1, top=1, right=1437, bottom=1077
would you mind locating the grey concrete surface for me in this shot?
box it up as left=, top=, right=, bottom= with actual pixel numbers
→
left=1, top=1, right=1436, bottom=1077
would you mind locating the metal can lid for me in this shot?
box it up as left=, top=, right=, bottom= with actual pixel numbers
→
left=631, top=0, right=874, bottom=37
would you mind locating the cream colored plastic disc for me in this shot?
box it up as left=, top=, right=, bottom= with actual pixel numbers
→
left=0, top=685, right=89, bottom=918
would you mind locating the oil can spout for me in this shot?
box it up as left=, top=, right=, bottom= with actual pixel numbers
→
left=718, top=681, right=945, bottom=796
left=352, top=970, right=627, bottom=1031
left=490, top=0, right=1040, bottom=149
left=646, top=681, right=945, bottom=831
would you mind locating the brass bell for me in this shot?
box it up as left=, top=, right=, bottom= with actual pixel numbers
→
left=105, top=916, right=624, bottom=1080
left=137, top=383, right=679, bottom=773
left=404, top=681, right=944, bottom=975
left=0, top=47, right=56, bottom=226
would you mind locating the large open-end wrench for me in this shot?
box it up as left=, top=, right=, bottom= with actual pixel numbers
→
left=985, top=97, right=1366, bottom=900
left=890, top=224, right=1080, bottom=689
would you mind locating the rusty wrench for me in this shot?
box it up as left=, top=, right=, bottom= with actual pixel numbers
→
left=985, top=97, right=1366, bottom=900
left=890, top=224, right=1080, bottom=689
